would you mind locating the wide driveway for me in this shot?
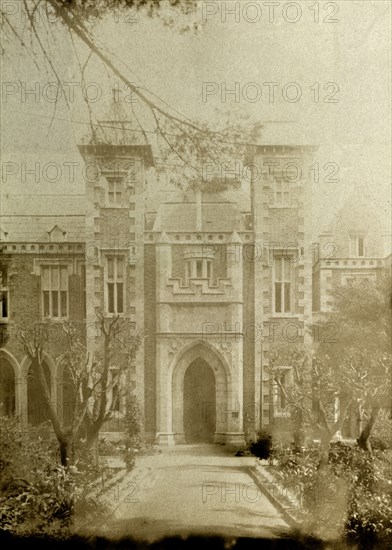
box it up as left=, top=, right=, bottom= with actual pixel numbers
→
left=94, top=444, right=290, bottom=542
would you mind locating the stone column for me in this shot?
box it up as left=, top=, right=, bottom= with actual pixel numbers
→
left=155, top=233, right=175, bottom=445
left=225, top=233, right=245, bottom=446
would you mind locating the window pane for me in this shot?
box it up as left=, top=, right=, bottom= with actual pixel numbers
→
left=275, top=258, right=282, bottom=281
left=60, top=291, right=67, bottom=317
left=107, top=258, right=114, bottom=280
left=275, top=283, right=282, bottom=313
left=116, top=192, right=122, bottom=204
left=280, top=374, right=286, bottom=408
left=108, top=192, right=114, bottom=204
left=358, top=238, right=364, bottom=257
left=207, top=261, right=212, bottom=279
left=43, top=291, right=49, bottom=316
left=51, top=268, right=59, bottom=290
left=51, top=291, right=58, bottom=317
left=42, top=267, right=50, bottom=290
left=117, top=283, right=124, bottom=314
left=60, top=267, right=68, bottom=290
left=1, top=292, right=8, bottom=318
left=284, top=283, right=291, bottom=313
left=108, top=283, right=114, bottom=313
left=196, top=261, right=202, bottom=278
left=117, top=259, right=124, bottom=279
left=284, top=258, right=291, bottom=280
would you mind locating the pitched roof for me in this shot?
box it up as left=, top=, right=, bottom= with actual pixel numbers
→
left=0, top=195, right=85, bottom=242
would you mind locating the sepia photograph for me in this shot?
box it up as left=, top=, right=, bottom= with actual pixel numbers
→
left=0, top=1, right=391, bottom=548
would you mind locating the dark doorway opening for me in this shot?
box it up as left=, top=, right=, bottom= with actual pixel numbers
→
left=183, top=358, right=216, bottom=443
left=0, top=358, right=15, bottom=417
left=27, top=362, right=51, bottom=425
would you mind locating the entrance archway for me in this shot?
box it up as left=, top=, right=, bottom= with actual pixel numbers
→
left=183, top=358, right=216, bottom=443
left=171, top=341, right=230, bottom=443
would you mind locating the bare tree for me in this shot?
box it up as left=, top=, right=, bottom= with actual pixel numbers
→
left=17, top=312, right=143, bottom=467
left=270, top=347, right=353, bottom=467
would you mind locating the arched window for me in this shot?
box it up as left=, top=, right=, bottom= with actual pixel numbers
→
left=0, top=358, right=15, bottom=416
left=27, top=361, right=51, bottom=425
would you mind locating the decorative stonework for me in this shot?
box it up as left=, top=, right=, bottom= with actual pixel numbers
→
left=167, top=278, right=231, bottom=295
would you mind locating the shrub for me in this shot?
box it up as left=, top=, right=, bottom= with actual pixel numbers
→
left=121, top=394, right=143, bottom=471
left=344, top=447, right=392, bottom=545
left=250, top=429, right=275, bottom=460
left=0, top=417, right=107, bottom=536
left=371, top=410, right=392, bottom=450
left=274, top=441, right=392, bottom=543
left=0, top=418, right=72, bottom=535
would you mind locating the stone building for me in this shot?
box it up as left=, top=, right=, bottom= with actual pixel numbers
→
left=313, top=192, right=391, bottom=313
left=0, top=108, right=389, bottom=445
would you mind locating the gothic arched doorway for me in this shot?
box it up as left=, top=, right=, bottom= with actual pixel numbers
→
left=170, top=341, right=230, bottom=445
left=183, top=358, right=216, bottom=443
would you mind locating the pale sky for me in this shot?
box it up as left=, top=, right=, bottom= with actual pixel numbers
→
left=1, top=0, right=391, bottom=235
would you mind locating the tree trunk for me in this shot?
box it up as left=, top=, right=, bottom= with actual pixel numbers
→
left=86, top=429, right=99, bottom=467
left=357, top=405, right=380, bottom=453
left=319, top=431, right=331, bottom=468
left=59, top=436, right=73, bottom=468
